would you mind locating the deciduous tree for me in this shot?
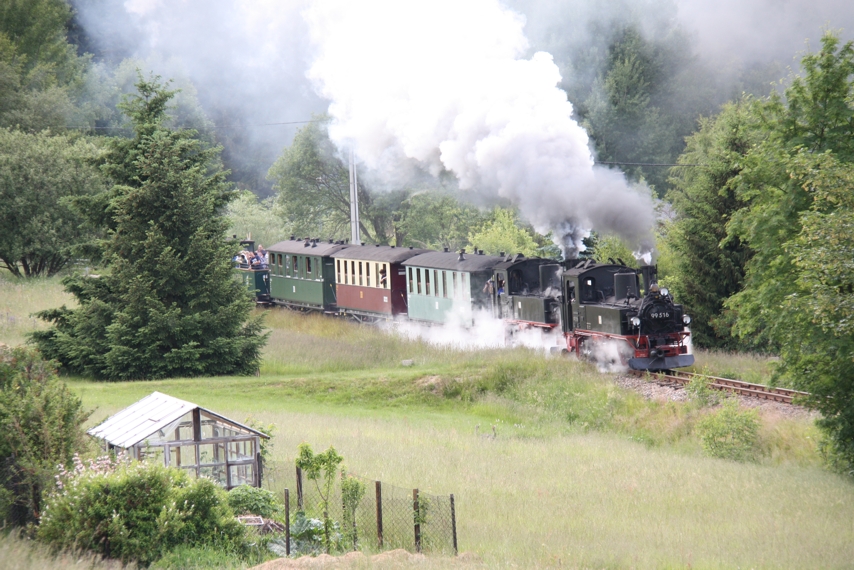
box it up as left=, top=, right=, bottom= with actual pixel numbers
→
left=0, top=128, right=106, bottom=277
left=724, top=33, right=854, bottom=469
left=268, top=119, right=404, bottom=244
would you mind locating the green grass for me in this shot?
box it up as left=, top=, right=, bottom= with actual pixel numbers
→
left=0, top=273, right=75, bottom=346
left=0, top=531, right=130, bottom=570
left=3, top=276, right=852, bottom=568
left=688, top=348, right=787, bottom=387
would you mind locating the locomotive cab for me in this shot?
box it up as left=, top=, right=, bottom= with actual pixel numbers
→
left=561, top=261, right=694, bottom=371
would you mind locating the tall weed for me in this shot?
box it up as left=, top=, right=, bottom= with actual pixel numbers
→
left=696, top=398, right=760, bottom=461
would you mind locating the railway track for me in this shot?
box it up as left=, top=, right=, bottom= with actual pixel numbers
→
left=632, top=369, right=810, bottom=404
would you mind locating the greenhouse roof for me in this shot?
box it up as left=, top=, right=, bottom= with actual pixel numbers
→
left=87, top=391, right=267, bottom=449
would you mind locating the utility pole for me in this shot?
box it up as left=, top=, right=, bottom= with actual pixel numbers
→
left=349, top=149, right=361, bottom=245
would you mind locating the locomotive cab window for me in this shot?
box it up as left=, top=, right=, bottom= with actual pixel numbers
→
left=581, top=278, right=596, bottom=302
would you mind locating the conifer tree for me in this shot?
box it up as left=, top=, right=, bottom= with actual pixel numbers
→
left=31, top=76, right=266, bottom=380
left=664, top=100, right=760, bottom=348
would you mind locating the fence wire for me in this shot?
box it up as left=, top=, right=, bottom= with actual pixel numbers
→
left=263, top=460, right=456, bottom=556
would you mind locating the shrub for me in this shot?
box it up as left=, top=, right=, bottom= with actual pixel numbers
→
left=227, top=485, right=283, bottom=519
left=686, top=373, right=720, bottom=407
left=38, top=458, right=246, bottom=566
left=696, top=398, right=760, bottom=461
left=0, top=346, right=90, bottom=526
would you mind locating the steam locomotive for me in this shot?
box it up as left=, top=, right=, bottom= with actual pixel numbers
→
left=235, top=237, right=693, bottom=371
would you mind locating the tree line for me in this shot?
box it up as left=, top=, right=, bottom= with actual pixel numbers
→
left=662, top=33, right=854, bottom=471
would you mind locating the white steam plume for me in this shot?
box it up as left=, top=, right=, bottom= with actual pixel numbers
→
left=303, top=0, right=655, bottom=257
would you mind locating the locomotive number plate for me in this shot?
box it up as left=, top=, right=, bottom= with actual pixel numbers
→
left=651, top=312, right=670, bottom=319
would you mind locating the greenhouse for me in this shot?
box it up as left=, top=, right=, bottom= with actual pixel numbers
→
left=87, top=391, right=268, bottom=489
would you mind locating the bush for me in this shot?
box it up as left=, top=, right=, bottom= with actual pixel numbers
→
left=38, top=458, right=246, bottom=566
left=0, top=346, right=90, bottom=526
left=696, top=398, right=760, bottom=461
left=227, top=485, right=282, bottom=519
left=686, top=373, right=720, bottom=408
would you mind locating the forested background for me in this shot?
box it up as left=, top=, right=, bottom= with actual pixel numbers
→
left=2, top=0, right=854, bottom=467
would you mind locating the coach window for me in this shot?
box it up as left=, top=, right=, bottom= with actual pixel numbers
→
left=336, top=260, right=341, bottom=283
left=452, top=272, right=458, bottom=299
left=380, top=263, right=388, bottom=288
left=408, top=267, right=413, bottom=293
left=344, top=259, right=350, bottom=284
left=425, top=268, right=431, bottom=295
left=462, top=273, right=469, bottom=299
left=416, top=268, right=422, bottom=294
left=350, top=261, right=355, bottom=285
left=358, top=262, right=363, bottom=286
left=306, top=256, right=312, bottom=279
left=366, top=262, right=371, bottom=287
left=442, top=271, right=448, bottom=298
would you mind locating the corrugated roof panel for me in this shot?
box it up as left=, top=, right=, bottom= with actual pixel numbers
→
left=87, top=392, right=269, bottom=449
left=87, top=392, right=196, bottom=449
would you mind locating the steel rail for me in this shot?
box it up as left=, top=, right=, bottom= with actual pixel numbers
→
left=631, top=369, right=809, bottom=404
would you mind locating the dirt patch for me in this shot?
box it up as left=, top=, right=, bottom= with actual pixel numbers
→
left=251, top=549, right=482, bottom=569
left=416, top=375, right=445, bottom=394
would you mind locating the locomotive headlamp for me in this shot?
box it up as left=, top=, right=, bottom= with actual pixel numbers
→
left=630, top=316, right=641, bottom=327
left=683, top=315, right=692, bottom=325
left=660, top=288, right=670, bottom=297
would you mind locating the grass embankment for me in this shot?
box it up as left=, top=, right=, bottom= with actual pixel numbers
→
left=2, top=275, right=853, bottom=568
left=0, top=273, right=75, bottom=346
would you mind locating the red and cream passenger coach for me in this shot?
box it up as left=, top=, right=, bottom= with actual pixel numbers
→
left=330, top=245, right=429, bottom=320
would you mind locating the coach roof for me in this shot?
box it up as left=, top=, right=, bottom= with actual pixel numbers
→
left=268, top=238, right=352, bottom=257
left=330, top=244, right=431, bottom=263
left=402, top=250, right=505, bottom=272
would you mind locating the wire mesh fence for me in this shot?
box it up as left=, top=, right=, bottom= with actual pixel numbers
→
left=263, top=460, right=457, bottom=556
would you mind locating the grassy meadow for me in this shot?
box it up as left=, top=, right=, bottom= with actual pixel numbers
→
left=2, top=275, right=854, bottom=568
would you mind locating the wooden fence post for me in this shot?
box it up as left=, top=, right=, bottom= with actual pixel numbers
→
left=296, top=466, right=303, bottom=510
left=375, top=480, right=383, bottom=550
left=413, top=488, right=421, bottom=554
left=450, top=493, right=458, bottom=555
left=285, top=488, right=291, bottom=556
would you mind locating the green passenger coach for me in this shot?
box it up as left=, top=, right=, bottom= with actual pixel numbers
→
left=266, top=238, right=352, bottom=311
left=401, top=249, right=505, bottom=324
